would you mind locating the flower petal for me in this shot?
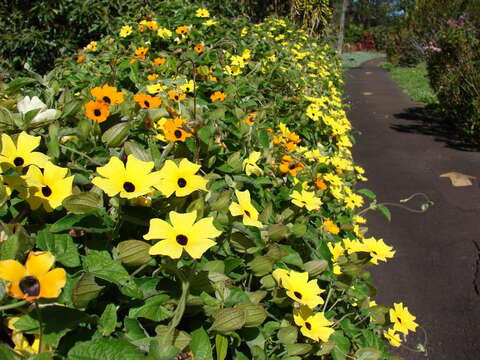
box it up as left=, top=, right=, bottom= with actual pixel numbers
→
left=191, top=217, right=222, bottom=239
left=38, top=268, right=66, bottom=299
left=25, top=252, right=55, bottom=277
left=149, top=239, right=183, bottom=258
left=184, top=238, right=216, bottom=259
left=169, top=211, right=197, bottom=230
left=0, top=260, right=26, bottom=298
left=16, top=132, right=41, bottom=156
left=144, top=218, right=174, bottom=240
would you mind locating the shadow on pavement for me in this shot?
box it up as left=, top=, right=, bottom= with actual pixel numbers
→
left=391, top=106, right=480, bottom=152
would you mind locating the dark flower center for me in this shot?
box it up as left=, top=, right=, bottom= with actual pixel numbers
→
left=19, top=276, right=40, bottom=297
left=176, top=234, right=188, bottom=246
left=13, top=156, right=24, bottom=166
left=244, top=210, right=251, bottom=217
left=174, top=95, right=179, bottom=101
left=123, top=181, right=135, bottom=192
left=289, top=163, right=297, bottom=170
left=94, top=109, right=101, bottom=116
left=305, top=322, right=312, bottom=330
left=174, top=130, right=182, bottom=139
left=102, top=96, right=111, bottom=104
left=294, top=291, right=302, bottom=299
left=41, top=185, right=52, bottom=197
left=177, top=178, right=187, bottom=188
left=144, top=100, right=150, bottom=108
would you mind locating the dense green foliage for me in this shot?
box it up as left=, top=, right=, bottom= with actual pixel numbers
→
left=0, top=2, right=421, bottom=359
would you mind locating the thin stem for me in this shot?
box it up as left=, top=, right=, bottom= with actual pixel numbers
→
left=167, top=274, right=190, bottom=340
left=9, top=205, right=31, bottom=224
left=35, top=301, right=46, bottom=353
left=322, top=286, right=333, bottom=312
left=0, top=300, right=29, bottom=311
left=58, top=143, right=102, bottom=166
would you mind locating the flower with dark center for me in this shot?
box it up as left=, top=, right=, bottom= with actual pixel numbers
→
left=41, top=185, right=52, bottom=197
left=0, top=132, right=49, bottom=169
left=85, top=100, right=110, bottom=123
left=92, top=155, right=162, bottom=199
left=229, top=189, right=263, bottom=228
left=293, top=305, right=334, bottom=342
left=155, top=159, right=207, bottom=197
left=294, top=291, right=302, bottom=299
left=0, top=251, right=66, bottom=301
left=145, top=210, right=222, bottom=259
left=13, top=157, right=24, bottom=166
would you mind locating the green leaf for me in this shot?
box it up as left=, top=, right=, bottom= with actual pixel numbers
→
left=102, top=122, right=130, bottom=147
left=0, top=344, right=21, bottom=359
left=36, top=229, right=80, bottom=267
left=190, top=327, right=213, bottom=360
left=198, top=125, right=215, bottom=144
left=354, top=347, right=383, bottom=360
left=67, top=338, right=145, bottom=360
left=99, top=304, right=117, bottom=336
left=83, top=250, right=141, bottom=299
left=377, top=205, right=391, bottom=221
left=5, top=77, right=36, bottom=95
left=215, top=334, right=228, bottom=360
left=357, top=189, right=376, bottom=199
left=50, top=213, right=111, bottom=233
left=331, top=331, right=351, bottom=360
left=14, top=306, right=90, bottom=347
left=258, top=129, right=270, bottom=148
left=129, top=295, right=172, bottom=321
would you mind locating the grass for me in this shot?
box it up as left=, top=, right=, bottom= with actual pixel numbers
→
left=379, top=62, right=438, bottom=105
left=341, top=51, right=385, bottom=69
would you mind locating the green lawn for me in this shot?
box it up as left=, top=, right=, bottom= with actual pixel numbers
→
left=380, top=62, right=438, bottom=105
left=341, top=51, right=385, bottom=69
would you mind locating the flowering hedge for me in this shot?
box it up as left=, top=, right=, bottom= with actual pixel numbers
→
left=0, top=3, right=418, bottom=359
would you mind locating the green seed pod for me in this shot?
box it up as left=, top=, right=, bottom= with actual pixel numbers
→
left=210, top=190, right=233, bottom=212
left=266, top=244, right=288, bottom=262
left=248, top=290, right=267, bottom=304
left=303, top=259, right=328, bottom=277
left=101, top=122, right=130, bottom=148
left=277, top=325, right=298, bottom=344
left=210, top=307, right=246, bottom=332
left=291, top=223, right=307, bottom=238
left=72, top=272, right=104, bottom=309
left=267, top=224, right=289, bottom=241
left=260, top=275, right=276, bottom=289
left=116, top=240, right=152, bottom=267
left=63, top=192, right=102, bottom=214
left=154, top=325, right=192, bottom=350
left=235, top=302, right=267, bottom=327
left=248, top=256, right=274, bottom=276
left=286, top=343, right=313, bottom=356
left=230, top=231, right=256, bottom=253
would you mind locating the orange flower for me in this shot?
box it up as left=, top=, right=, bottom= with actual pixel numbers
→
left=315, top=175, right=328, bottom=190
left=147, top=74, right=159, bottom=81
left=176, top=25, right=188, bottom=35
left=85, top=100, right=110, bottom=123
left=134, top=47, right=149, bottom=60
left=194, top=44, right=204, bottom=54
left=279, top=155, right=304, bottom=177
left=324, top=218, right=340, bottom=235
left=0, top=251, right=66, bottom=302
left=91, top=84, right=124, bottom=105
left=134, top=93, right=162, bottom=109
left=153, top=57, right=166, bottom=65
left=167, top=89, right=186, bottom=103
left=244, top=113, right=256, bottom=126
left=210, top=91, right=227, bottom=102
left=76, top=55, right=85, bottom=63
left=284, top=141, right=297, bottom=152
left=164, top=117, right=192, bottom=142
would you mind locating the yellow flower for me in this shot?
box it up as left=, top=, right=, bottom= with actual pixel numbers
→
left=147, top=84, right=166, bottom=94
left=0, top=251, right=66, bottom=301
left=243, top=152, right=263, bottom=176
left=23, top=162, right=73, bottom=212
left=389, top=302, right=419, bottom=335
left=84, top=41, right=97, bottom=51
left=155, top=158, right=208, bottom=197
left=120, top=25, right=133, bottom=37
left=203, top=19, right=217, bottom=26
left=229, top=189, right=263, bottom=228
left=157, top=27, right=173, bottom=39
left=7, top=316, right=40, bottom=354
left=293, top=306, right=334, bottom=342
left=179, top=80, right=195, bottom=93
left=280, top=270, right=325, bottom=308
left=383, top=328, right=402, bottom=347
left=196, top=8, right=210, bottom=18
left=272, top=268, right=289, bottom=286
left=0, top=132, right=49, bottom=170
left=144, top=210, right=221, bottom=259
left=290, top=190, right=322, bottom=211
left=361, top=237, right=395, bottom=264
left=92, top=155, right=162, bottom=199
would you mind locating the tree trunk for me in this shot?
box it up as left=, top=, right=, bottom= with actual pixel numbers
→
left=337, top=0, right=349, bottom=54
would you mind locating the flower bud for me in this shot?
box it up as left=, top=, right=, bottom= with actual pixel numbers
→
left=235, top=302, right=267, bottom=327
left=116, top=240, right=152, bottom=267
left=210, top=307, right=246, bottom=332
left=303, top=259, right=328, bottom=277
left=248, top=256, right=274, bottom=276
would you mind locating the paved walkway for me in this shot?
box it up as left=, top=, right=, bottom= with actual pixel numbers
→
left=344, top=59, right=480, bottom=360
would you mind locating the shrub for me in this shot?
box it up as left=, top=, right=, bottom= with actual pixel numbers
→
left=0, top=2, right=420, bottom=358
left=426, top=17, right=480, bottom=141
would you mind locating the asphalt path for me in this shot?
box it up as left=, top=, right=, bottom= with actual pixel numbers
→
left=344, top=59, right=480, bottom=360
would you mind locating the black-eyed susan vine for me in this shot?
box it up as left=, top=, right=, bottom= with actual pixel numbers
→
left=0, top=3, right=421, bottom=359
